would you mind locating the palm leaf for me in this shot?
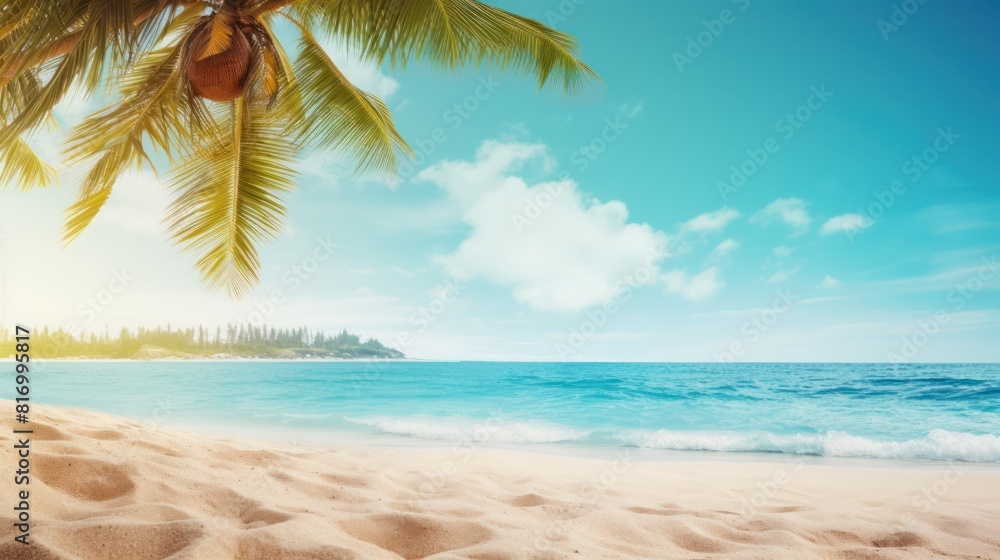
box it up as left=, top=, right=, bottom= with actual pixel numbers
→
left=165, top=48, right=299, bottom=299
left=0, top=0, right=186, bottom=142
left=292, top=21, right=410, bottom=178
left=198, top=9, right=234, bottom=60
left=0, top=0, right=88, bottom=81
left=263, top=22, right=306, bottom=125
left=287, top=0, right=599, bottom=94
left=1, top=1, right=140, bottom=143
left=0, top=68, right=42, bottom=120
left=0, top=137, right=57, bottom=190
left=60, top=8, right=212, bottom=244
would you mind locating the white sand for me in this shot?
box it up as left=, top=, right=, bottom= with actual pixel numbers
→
left=2, top=400, right=999, bottom=559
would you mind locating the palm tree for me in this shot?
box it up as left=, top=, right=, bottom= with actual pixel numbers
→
left=0, top=0, right=597, bottom=297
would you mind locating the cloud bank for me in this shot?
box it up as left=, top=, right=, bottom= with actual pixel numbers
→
left=418, top=141, right=669, bottom=311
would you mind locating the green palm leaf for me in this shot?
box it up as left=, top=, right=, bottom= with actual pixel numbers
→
left=293, top=22, right=410, bottom=178
left=60, top=6, right=213, bottom=243
left=0, top=137, right=57, bottom=190
left=287, top=0, right=598, bottom=93
left=166, top=46, right=299, bottom=299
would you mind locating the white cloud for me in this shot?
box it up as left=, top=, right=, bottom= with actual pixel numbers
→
left=752, top=198, right=812, bottom=234
left=320, top=41, right=400, bottom=99
left=663, top=267, right=724, bottom=301
left=767, top=270, right=795, bottom=284
left=683, top=207, right=740, bottom=233
left=772, top=246, right=794, bottom=257
left=712, top=238, right=739, bottom=256
left=418, top=140, right=669, bottom=311
left=818, top=275, right=841, bottom=288
left=820, top=213, right=872, bottom=235
left=294, top=151, right=347, bottom=183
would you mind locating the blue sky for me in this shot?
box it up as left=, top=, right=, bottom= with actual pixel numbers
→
left=1, top=0, right=998, bottom=361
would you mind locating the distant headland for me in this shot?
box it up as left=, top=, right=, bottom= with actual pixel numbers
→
left=0, top=324, right=405, bottom=360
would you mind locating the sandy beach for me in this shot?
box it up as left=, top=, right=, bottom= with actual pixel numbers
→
left=2, top=401, right=998, bottom=560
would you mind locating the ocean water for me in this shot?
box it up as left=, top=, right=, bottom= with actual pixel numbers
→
left=28, top=361, right=1000, bottom=463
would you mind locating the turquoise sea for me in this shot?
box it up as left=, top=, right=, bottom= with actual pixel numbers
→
left=29, top=361, right=1000, bottom=463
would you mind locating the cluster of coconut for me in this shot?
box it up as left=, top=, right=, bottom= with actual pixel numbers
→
left=186, top=2, right=265, bottom=102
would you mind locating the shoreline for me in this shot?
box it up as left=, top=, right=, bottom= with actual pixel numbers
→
left=3, top=401, right=1000, bottom=558
left=168, top=415, right=1000, bottom=472
left=20, top=400, right=1000, bottom=470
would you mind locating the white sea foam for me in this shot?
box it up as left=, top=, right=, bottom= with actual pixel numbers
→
left=617, top=429, right=1000, bottom=462
left=344, top=416, right=589, bottom=444
left=252, top=411, right=334, bottom=420
left=344, top=415, right=1000, bottom=462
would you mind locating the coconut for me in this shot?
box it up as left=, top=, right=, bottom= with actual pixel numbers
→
left=186, top=18, right=252, bottom=102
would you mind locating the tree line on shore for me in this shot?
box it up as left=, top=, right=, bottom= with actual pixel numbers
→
left=0, top=324, right=405, bottom=359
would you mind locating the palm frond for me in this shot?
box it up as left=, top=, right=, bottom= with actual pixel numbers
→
left=287, top=0, right=599, bottom=94
left=60, top=8, right=213, bottom=244
left=60, top=148, right=123, bottom=240
left=292, top=21, right=410, bottom=178
left=0, top=68, right=42, bottom=120
left=263, top=23, right=306, bottom=125
left=198, top=9, right=234, bottom=60
left=0, top=0, right=182, bottom=145
left=0, top=1, right=89, bottom=80
left=65, top=47, right=183, bottom=164
left=65, top=3, right=211, bottom=165
left=165, top=53, right=299, bottom=299
left=0, top=137, right=57, bottom=190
